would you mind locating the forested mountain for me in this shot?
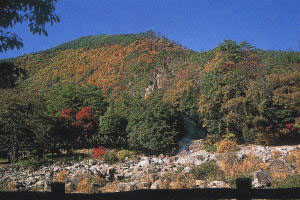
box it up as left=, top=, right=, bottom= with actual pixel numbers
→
left=0, top=31, right=299, bottom=154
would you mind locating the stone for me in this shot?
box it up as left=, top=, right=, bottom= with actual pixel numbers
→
left=53, top=167, right=60, bottom=172
left=207, top=181, right=229, bottom=188
left=65, top=181, right=76, bottom=191
left=16, top=183, right=26, bottom=191
left=138, top=159, right=150, bottom=167
left=116, top=182, right=134, bottom=192
left=114, top=173, right=125, bottom=180
left=195, top=180, right=205, bottom=186
left=132, top=171, right=144, bottom=180
left=124, top=171, right=133, bottom=178
left=44, top=181, right=51, bottom=191
left=252, top=170, right=272, bottom=188
left=136, top=181, right=151, bottom=189
left=147, top=174, right=158, bottom=183
left=34, top=180, right=44, bottom=187
left=150, top=179, right=164, bottom=189
left=26, top=177, right=36, bottom=185
left=143, top=164, right=155, bottom=173
left=182, top=166, right=192, bottom=173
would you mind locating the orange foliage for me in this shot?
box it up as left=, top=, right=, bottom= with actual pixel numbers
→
left=61, top=108, right=73, bottom=119
left=16, top=38, right=182, bottom=100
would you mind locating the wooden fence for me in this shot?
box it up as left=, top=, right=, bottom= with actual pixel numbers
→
left=1, top=178, right=300, bottom=200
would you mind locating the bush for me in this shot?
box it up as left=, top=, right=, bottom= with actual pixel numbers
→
left=116, top=149, right=135, bottom=161
left=191, top=161, right=224, bottom=181
left=102, top=150, right=118, bottom=164
left=216, top=140, right=239, bottom=153
left=92, top=146, right=106, bottom=159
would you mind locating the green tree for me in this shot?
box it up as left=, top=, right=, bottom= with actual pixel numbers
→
left=127, top=94, right=184, bottom=154
left=0, top=101, right=56, bottom=160
left=0, top=0, right=60, bottom=52
left=0, top=61, right=27, bottom=88
left=96, top=108, right=128, bottom=148
left=44, top=83, right=107, bottom=117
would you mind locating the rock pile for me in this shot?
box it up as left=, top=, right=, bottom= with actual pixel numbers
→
left=0, top=141, right=299, bottom=192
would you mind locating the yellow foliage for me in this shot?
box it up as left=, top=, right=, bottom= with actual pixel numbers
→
left=216, top=140, right=239, bottom=153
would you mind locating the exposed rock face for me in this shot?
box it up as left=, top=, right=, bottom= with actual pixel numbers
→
left=0, top=142, right=299, bottom=192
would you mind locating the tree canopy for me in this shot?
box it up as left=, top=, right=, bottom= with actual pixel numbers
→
left=0, top=0, right=60, bottom=52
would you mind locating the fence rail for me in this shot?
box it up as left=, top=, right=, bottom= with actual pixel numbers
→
left=1, top=178, right=300, bottom=200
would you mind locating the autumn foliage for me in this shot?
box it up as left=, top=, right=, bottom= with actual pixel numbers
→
left=92, top=146, right=106, bottom=158
left=1, top=32, right=299, bottom=155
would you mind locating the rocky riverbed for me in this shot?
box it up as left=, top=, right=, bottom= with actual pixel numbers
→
left=0, top=140, right=299, bottom=192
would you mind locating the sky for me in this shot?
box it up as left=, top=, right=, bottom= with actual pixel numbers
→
left=1, top=0, right=300, bottom=59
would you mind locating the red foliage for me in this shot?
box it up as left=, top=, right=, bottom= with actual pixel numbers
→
left=61, top=108, right=73, bottom=119
left=76, top=107, right=93, bottom=121
left=285, top=123, right=294, bottom=130
left=92, top=146, right=106, bottom=158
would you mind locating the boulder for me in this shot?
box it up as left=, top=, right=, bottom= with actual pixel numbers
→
left=150, top=179, right=164, bottom=189
left=65, top=181, right=76, bottom=191
left=195, top=180, right=206, bottom=187
left=251, top=170, right=272, bottom=188
left=207, top=181, right=229, bottom=188
left=138, top=159, right=150, bottom=168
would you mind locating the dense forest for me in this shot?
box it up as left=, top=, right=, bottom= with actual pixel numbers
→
left=0, top=31, right=299, bottom=156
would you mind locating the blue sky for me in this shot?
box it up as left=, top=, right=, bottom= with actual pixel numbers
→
left=1, top=0, right=299, bottom=59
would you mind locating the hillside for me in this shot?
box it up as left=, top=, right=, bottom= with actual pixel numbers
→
left=0, top=32, right=300, bottom=157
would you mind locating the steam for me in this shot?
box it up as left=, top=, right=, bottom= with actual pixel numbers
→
left=178, top=117, right=205, bottom=153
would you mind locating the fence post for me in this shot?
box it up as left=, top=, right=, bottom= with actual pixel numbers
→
left=51, top=182, right=65, bottom=200
left=236, top=178, right=252, bottom=200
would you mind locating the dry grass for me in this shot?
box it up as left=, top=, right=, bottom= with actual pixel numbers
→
left=74, top=149, right=92, bottom=155
left=219, top=153, right=262, bottom=178
left=55, top=170, right=68, bottom=182
left=76, top=177, right=92, bottom=193
left=271, top=150, right=282, bottom=159
left=271, top=171, right=289, bottom=180
left=100, top=182, right=118, bottom=193
left=162, top=172, right=196, bottom=189
left=216, top=140, right=239, bottom=153
left=286, top=149, right=300, bottom=173
left=5, top=181, right=17, bottom=191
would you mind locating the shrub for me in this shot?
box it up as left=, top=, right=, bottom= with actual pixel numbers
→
left=102, top=150, right=118, bottom=164
left=216, top=140, right=239, bottom=153
left=190, top=161, right=224, bottom=181
left=116, top=149, right=135, bottom=161
left=202, top=144, right=217, bottom=153
left=92, top=146, right=106, bottom=159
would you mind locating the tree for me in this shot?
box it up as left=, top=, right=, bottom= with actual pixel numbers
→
left=0, top=61, right=27, bottom=88
left=127, top=94, right=184, bottom=154
left=0, top=0, right=60, bottom=52
left=96, top=108, right=128, bottom=148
